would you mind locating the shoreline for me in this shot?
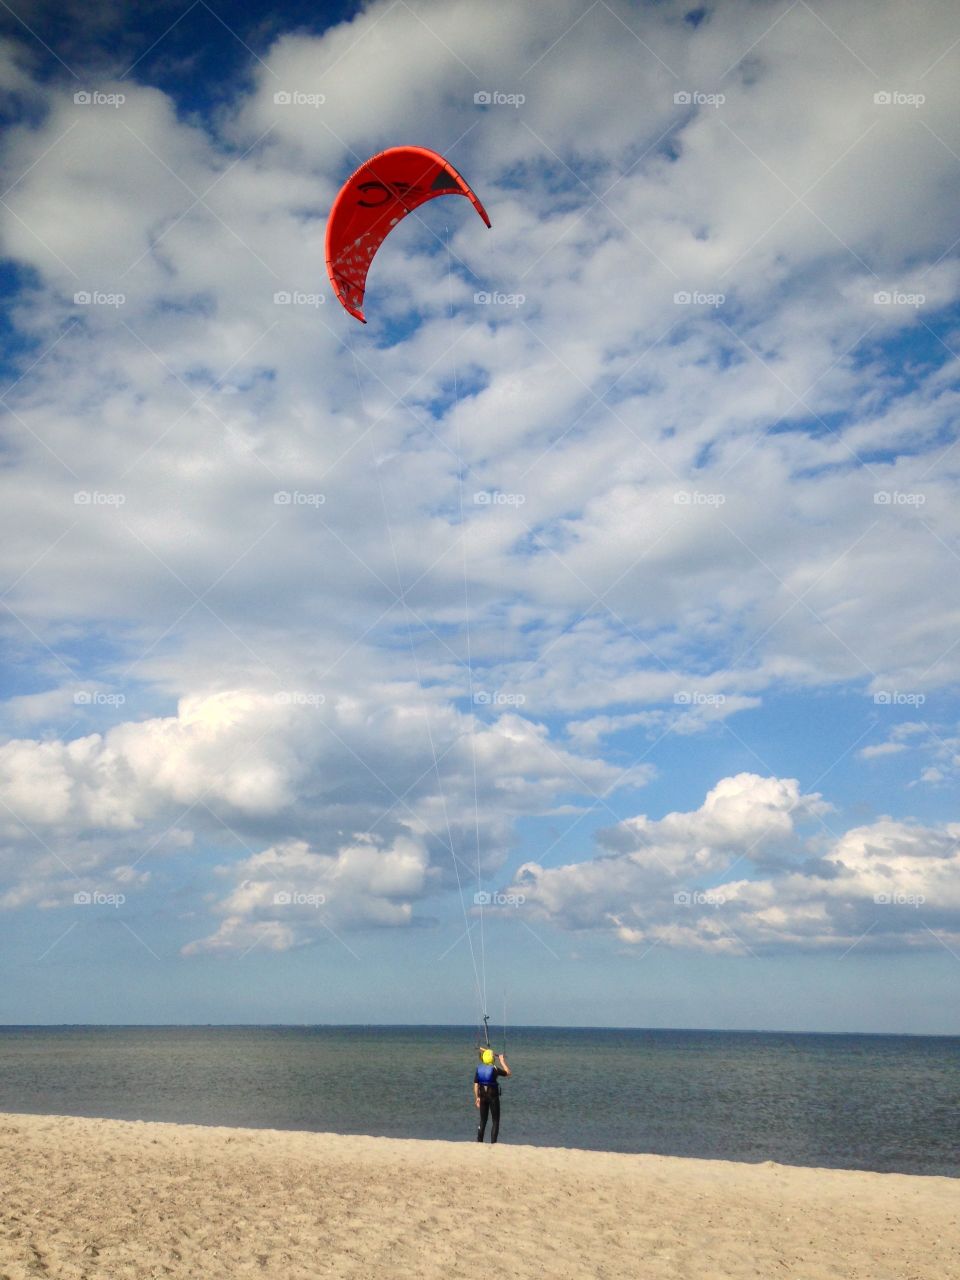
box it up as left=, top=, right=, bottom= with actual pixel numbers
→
left=0, top=1104, right=956, bottom=1178
left=3, top=1111, right=958, bottom=1279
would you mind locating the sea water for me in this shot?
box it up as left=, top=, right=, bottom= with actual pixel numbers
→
left=0, top=1025, right=957, bottom=1175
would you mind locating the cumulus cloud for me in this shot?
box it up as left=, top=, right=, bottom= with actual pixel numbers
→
left=0, top=686, right=628, bottom=939
left=0, top=690, right=300, bottom=835
left=183, top=833, right=430, bottom=954
left=503, top=773, right=960, bottom=953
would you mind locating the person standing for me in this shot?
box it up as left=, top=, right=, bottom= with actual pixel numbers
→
left=473, top=1047, right=511, bottom=1143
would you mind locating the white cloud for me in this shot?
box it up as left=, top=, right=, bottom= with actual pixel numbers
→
left=0, top=686, right=627, bottom=933
left=183, top=833, right=428, bottom=953
left=860, top=741, right=907, bottom=758
left=0, top=690, right=297, bottom=835
left=503, top=773, right=960, bottom=952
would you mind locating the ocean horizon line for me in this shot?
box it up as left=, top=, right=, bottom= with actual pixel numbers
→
left=1, top=1022, right=957, bottom=1038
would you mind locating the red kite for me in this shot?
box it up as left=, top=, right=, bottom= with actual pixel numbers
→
left=325, top=145, right=491, bottom=323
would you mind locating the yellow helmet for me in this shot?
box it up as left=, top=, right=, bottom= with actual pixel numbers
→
left=481, top=1048, right=494, bottom=1064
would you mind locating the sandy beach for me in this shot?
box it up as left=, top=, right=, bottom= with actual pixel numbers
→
left=0, top=1112, right=956, bottom=1279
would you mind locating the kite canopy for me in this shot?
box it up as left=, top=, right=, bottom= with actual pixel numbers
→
left=325, top=145, right=491, bottom=323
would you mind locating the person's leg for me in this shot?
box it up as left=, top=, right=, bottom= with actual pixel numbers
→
left=490, top=1094, right=501, bottom=1143
left=477, top=1097, right=489, bottom=1141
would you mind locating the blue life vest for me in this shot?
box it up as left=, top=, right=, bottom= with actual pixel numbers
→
left=476, top=1063, right=497, bottom=1086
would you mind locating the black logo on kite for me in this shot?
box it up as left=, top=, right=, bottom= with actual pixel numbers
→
left=356, top=180, right=422, bottom=208
left=430, top=169, right=459, bottom=191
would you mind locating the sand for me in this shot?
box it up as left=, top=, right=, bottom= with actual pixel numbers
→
left=0, top=1112, right=956, bottom=1279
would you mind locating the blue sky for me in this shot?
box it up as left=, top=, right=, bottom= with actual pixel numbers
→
left=1, top=0, right=959, bottom=1032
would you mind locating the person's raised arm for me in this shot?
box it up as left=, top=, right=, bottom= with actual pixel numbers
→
left=496, top=1053, right=511, bottom=1077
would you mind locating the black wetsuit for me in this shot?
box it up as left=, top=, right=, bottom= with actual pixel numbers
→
left=475, top=1064, right=507, bottom=1142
